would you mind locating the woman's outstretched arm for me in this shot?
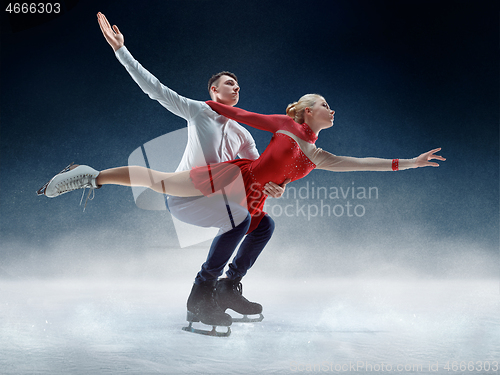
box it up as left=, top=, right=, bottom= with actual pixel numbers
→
left=314, top=148, right=445, bottom=172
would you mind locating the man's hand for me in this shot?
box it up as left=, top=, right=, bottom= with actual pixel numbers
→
left=97, top=12, right=124, bottom=52
left=263, top=179, right=291, bottom=199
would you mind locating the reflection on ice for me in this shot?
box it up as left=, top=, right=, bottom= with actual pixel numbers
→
left=0, top=278, right=498, bottom=374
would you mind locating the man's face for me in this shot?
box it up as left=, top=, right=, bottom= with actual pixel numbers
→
left=211, top=75, right=240, bottom=106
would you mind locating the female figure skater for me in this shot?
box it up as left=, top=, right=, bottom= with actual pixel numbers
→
left=38, top=94, right=444, bottom=236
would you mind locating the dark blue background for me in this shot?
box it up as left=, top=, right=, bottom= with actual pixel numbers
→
left=1, top=0, right=498, bottom=277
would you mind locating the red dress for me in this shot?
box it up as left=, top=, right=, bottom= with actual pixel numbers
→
left=190, top=101, right=318, bottom=233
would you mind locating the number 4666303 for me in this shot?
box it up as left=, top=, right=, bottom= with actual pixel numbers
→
left=5, top=3, right=61, bottom=14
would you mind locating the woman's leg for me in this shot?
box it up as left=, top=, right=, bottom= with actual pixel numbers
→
left=96, top=166, right=202, bottom=197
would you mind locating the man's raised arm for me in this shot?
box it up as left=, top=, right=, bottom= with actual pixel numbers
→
left=97, top=12, right=124, bottom=52
left=96, top=12, right=200, bottom=120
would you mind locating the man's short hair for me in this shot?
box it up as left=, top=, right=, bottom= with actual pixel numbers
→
left=208, top=71, right=238, bottom=94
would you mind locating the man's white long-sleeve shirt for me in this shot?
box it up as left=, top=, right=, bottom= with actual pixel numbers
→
left=115, top=46, right=259, bottom=172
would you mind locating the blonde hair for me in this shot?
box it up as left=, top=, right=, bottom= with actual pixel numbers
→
left=286, top=94, right=323, bottom=124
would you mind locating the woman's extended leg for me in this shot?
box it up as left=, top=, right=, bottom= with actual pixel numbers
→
left=96, top=166, right=202, bottom=197
left=39, top=164, right=203, bottom=198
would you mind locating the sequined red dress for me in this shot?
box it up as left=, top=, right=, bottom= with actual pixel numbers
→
left=190, top=101, right=321, bottom=233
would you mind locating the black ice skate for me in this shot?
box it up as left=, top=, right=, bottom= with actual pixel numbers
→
left=182, top=280, right=232, bottom=337
left=216, top=278, right=264, bottom=323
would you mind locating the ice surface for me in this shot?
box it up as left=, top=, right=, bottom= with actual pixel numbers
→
left=0, top=277, right=498, bottom=374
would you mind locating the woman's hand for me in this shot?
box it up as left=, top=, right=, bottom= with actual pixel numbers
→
left=414, top=148, right=446, bottom=168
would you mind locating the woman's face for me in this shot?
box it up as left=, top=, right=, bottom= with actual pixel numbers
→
left=310, top=98, right=335, bottom=129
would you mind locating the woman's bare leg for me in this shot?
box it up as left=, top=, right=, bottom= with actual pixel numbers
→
left=96, top=166, right=203, bottom=197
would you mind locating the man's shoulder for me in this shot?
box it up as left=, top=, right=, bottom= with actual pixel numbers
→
left=188, top=100, right=214, bottom=119
left=186, top=98, right=208, bottom=108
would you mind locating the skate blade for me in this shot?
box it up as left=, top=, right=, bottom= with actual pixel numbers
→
left=182, top=322, right=231, bottom=337
left=36, top=163, right=74, bottom=196
left=232, top=313, right=264, bottom=323
left=36, top=182, right=50, bottom=196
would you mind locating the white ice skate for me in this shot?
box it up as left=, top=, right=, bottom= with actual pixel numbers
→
left=37, top=163, right=100, bottom=209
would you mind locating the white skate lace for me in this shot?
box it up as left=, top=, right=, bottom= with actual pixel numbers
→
left=79, top=187, right=95, bottom=212
left=55, top=173, right=97, bottom=212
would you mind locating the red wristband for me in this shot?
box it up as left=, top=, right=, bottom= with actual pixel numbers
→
left=392, top=159, right=399, bottom=171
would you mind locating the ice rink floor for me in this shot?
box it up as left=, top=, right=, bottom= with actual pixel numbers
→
left=0, top=277, right=498, bottom=374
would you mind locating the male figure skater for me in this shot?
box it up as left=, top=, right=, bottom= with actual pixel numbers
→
left=97, top=12, right=288, bottom=333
